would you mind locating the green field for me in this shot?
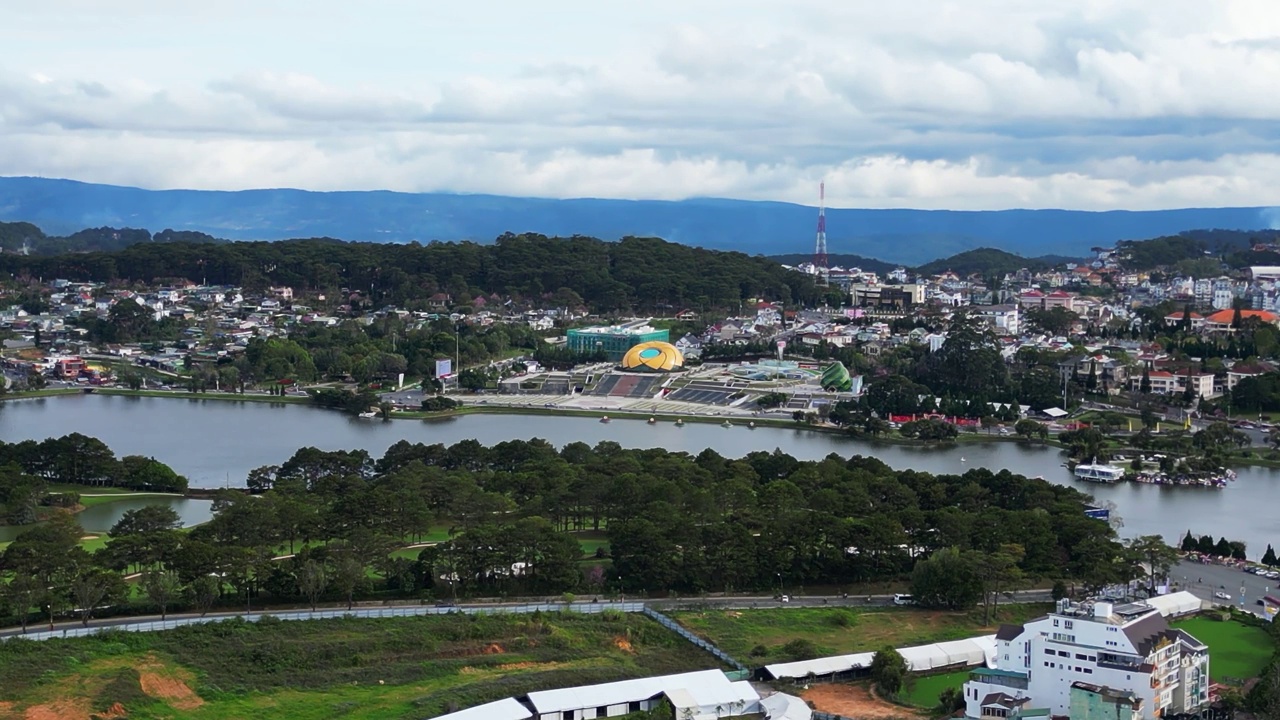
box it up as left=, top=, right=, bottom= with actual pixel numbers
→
left=903, top=669, right=972, bottom=709
left=0, top=611, right=715, bottom=719
left=673, top=604, right=1052, bottom=663
left=1173, top=617, right=1275, bottom=682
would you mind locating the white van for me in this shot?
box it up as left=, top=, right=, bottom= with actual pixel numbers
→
left=893, top=593, right=915, bottom=606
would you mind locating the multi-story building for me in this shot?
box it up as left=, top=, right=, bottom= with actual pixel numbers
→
left=962, top=599, right=1210, bottom=720
left=566, top=321, right=668, bottom=361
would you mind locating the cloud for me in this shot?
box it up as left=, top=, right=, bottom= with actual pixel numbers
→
left=1, top=0, right=1279, bottom=210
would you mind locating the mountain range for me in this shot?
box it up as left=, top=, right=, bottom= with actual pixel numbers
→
left=2, top=176, right=1277, bottom=265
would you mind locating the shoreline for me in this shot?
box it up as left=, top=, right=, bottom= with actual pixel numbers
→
left=9, top=387, right=1280, bottom=471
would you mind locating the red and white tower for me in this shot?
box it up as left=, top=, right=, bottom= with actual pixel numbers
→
left=813, top=182, right=829, bottom=287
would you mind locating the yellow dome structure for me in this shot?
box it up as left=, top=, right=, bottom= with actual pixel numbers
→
left=620, top=341, right=685, bottom=372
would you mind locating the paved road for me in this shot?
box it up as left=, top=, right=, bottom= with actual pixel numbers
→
left=0, top=589, right=1056, bottom=639
left=1171, top=559, right=1277, bottom=617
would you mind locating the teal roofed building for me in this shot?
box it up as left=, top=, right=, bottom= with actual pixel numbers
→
left=567, top=320, right=668, bottom=361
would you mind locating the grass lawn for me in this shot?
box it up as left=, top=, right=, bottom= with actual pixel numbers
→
left=1173, top=617, right=1276, bottom=682
left=570, top=530, right=609, bottom=558
left=673, top=604, right=1052, bottom=663
left=0, top=611, right=714, bottom=719
left=903, top=669, right=972, bottom=709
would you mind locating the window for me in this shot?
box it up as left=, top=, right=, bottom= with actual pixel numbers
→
left=597, top=707, right=608, bottom=718
left=628, top=703, right=641, bottom=713
left=1045, top=649, right=1055, bottom=655
left=1058, top=651, right=1070, bottom=657
left=1076, top=654, right=1088, bottom=660
left=1064, top=620, right=1074, bottom=629
left=563, top=713, right=575, bottom=720
left=1084, top=669, right=1093, bottom=675
left=1053, top=619, right=1060, bottom=627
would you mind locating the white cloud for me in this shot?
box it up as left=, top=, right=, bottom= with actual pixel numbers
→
left=1, top=0, right=1279, bottom=210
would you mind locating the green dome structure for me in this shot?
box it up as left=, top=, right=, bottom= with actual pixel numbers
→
left=820, top=361, right=853, bottom=392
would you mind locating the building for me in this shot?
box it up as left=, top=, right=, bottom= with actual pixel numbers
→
left=1069, top=682, right=1143, bottom=720
left=1130, top=369, right=1215, bottom=398
left=1018, top=290, right=1076, bottom=312
left=849, top=283, right=924, bottom=310
left=520, top=669, right=760, bottom=720
left=566, top=321, right=669, bottom=361
left=1203, top=308, right=1280, bottom=332
left=971, top=304, right=1021, bottom=336
left=962, top=598, right=1210, bottom=720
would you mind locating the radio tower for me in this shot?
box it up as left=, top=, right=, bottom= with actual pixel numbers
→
left=813, top=182, right=829, bottom=287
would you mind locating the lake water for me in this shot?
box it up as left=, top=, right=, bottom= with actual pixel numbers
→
left=2, top=394, right=1278, bottom=556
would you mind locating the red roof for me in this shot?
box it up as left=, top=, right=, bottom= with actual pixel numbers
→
left=1205, top=309, right=1278, bottom=324
left=1164, top=311, right=1203, bottom=319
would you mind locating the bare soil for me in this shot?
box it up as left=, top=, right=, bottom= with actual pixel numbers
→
left=802, top=683, right=922, bottom=720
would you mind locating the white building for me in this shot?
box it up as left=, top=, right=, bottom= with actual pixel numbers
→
left=521, top=669, right=760, bottom=720
left=962, top=598, right=1210, bottom=720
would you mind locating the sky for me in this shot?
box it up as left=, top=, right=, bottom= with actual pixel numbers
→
left=2, top=0, right=1280, bottom=211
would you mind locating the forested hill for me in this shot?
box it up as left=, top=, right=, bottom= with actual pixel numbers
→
left=0, top=233, right=823, bottom=311
left=2, top=177, right=1277, bottom=264
left=0, top=220, right=226, bottom=255
left=915, top=248, right=1070, bottom=276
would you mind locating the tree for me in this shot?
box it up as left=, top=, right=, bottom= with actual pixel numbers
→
left=1014, top=418, right=1048, bottom=443
left=973, top=544, right=1025, bottom=625
left=69, top=568, right=126, bottom=627
left=910, top=547, right=982, bottom=610
left=296, top=559, right=327, bottom=611
left=331, top=555, right=366, bottom=610
left=870, top=646, right=908, bottom=697
left=142, top=570, right=182, bottom=620
left=1125, top=535, right=1179, bottom=597
left=1214, top=536, right=1233, bottom=558
left=187, top=575, right=221, bottom=617
left=1051, top=579, right=1068, bottom=601
left=1140, top=366, right=1151, bottom=394
left=1264, top=544, right=1278, bottom=567
left=2, top=574, right=44, bottom=633
left=1180, top=530, right=1197, bottom=552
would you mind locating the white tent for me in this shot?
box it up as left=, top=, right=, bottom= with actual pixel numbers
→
left=434, top=698, right=532, bottom=720
left=1145, top=591, right=1202, bottom=618
left=764, top=634, right=997, bottom=680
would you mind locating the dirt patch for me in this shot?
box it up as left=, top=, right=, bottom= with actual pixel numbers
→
left=802, top=683, right=921, bottom=720
left=482, top=643, right=505, bottom=655
left=92, top=702, right=127, bottom=720
left=138, top=672, right=202, bottom=711
left=613, top=636, right=634, bottom=652
left=22, top=699, right=92, bottom=720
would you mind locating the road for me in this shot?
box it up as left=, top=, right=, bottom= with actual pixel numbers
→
left=0, top=588, right=1056, bottom=640
left=1172, top=559, right=1277, bottom=616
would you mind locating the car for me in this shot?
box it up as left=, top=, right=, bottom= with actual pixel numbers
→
left=894, top=593, right=915, bottom=606
left=1215, top=591, right=1231, bottom=600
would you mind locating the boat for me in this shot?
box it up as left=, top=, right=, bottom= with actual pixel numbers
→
left=648, top=417, right=657, bottom=424
left=357, top=411, right=378, bottom=419
left=1073, top=463, right=1127, bottom=483
left=960, top=457, right=967, bottom=463
left=675, top=418, right=685, bottom=427
left=722, top=420, right=733, bottom=428
left=748, top=421, right=756, bottom=429
left=600, top=416, right=611, bottom=423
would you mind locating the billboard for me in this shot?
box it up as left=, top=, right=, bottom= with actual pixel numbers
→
left=435, top=358, right=453, bottom=378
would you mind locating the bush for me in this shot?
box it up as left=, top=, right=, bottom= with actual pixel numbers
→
left=749, top=644, right=770, bottom=658
left=828, top=610, right=856, bottom=627
left=781, top=639, right=819, bottom=661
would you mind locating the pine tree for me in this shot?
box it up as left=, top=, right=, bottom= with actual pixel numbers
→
left=1181, top=530, right=1197, bottom=552
left=1140, top=366, right=1151, bottom=394
left=1215, top=536, right=1233, bottom=557
left=1264, top=544, right=1278, bottom=567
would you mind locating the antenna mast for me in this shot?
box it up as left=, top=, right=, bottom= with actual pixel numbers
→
left=813, top=182, right=829, bottom=287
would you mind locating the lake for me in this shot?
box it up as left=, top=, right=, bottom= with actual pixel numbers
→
left=2, top=394, right=1278, bottom=556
